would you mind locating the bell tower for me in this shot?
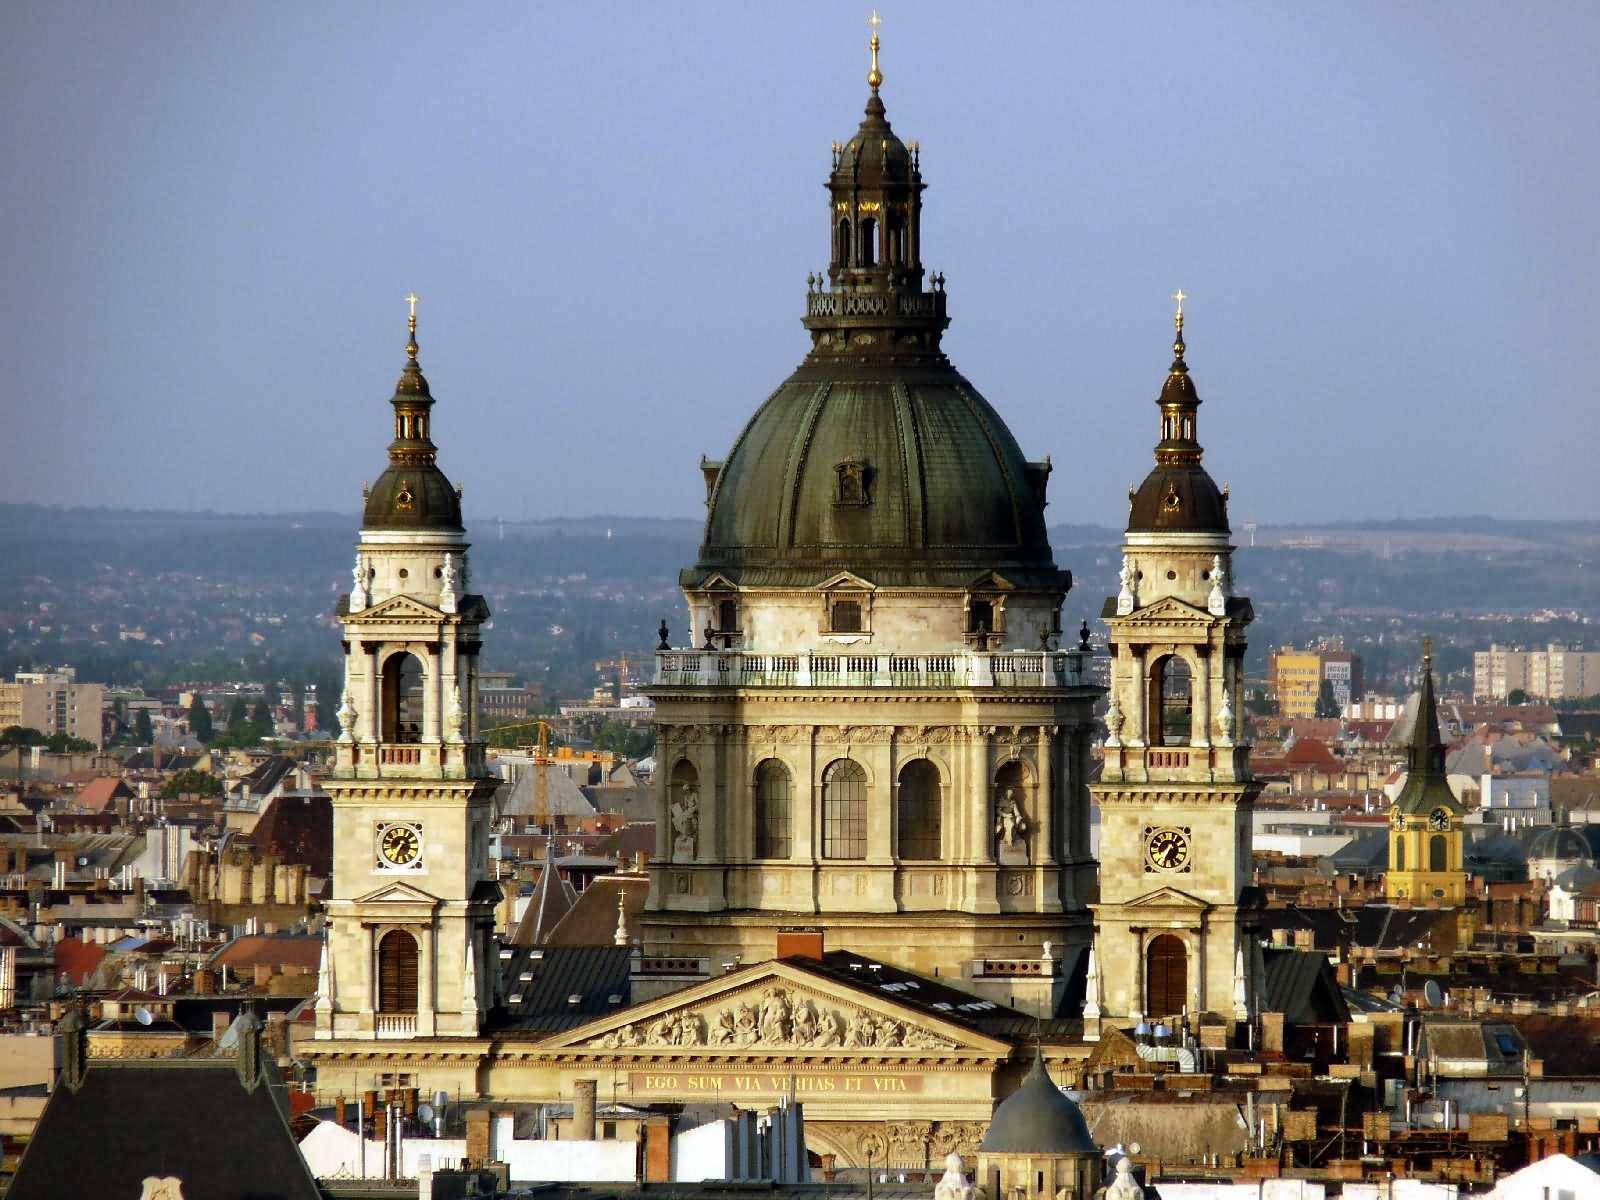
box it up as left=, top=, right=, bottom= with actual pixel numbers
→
left=1090, top=297, right=1260, bottom=1028
left=317, top=298, right=498, bottom=1042
left=1385, top=641, right=1467, bottom=905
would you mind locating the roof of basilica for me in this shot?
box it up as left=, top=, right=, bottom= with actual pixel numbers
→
left=684, top=47, right=1064, bottom=593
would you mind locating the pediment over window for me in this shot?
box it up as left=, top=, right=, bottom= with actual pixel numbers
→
left=355, top=594, right=445, bottom=623
left=817, top=571, right=876, bottom=593
left=1125, top=596, right=1213, bottom=624
left=352, top=880, right=443, bottom=907
left=1121, top=885, right=1213, bottom=912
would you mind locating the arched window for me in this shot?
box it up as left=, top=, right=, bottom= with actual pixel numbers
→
left=896, top=760, right=942, bottom=860
left=1146, top=934, right=1187, bottom=1018
left=836, top=217, right=850, bottom=266
left=717, top=598, right=739, bottom=633
left=1394, top=836, right=1406, bottom=871
left=377, top=930, right=418, bottom=1013
left=1148, top=654, right=1192, bottom=747
left=822, top=759, right=868, bottom=860
left=1429, top=834, right=1448, bottom=872
left=381, top=652, right=425, bottom=743
left=753, top=760, right=792, bottom=859
left=858, top=218, right=877, bottom=267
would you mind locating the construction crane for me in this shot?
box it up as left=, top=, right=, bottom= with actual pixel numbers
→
left=483, top=717, right=554, bottom=832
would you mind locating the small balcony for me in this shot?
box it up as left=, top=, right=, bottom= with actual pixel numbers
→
left=335, top=741, right=488, bottom=781
left=651, top=647, right=1095, bottom=692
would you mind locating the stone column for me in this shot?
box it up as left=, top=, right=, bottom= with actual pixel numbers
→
left=423, top=642, right=442, bottom=743
left=867, top=732, right=893, bottom=864
left=1129, top=648, right=1147, bottom=747
left=364, top=642, right=381, bottom=743
left=1193, top=647, right=1212, bottom=748
left=362, top=924, right=376, bottom=1030
left=1036, top=726, right=1057, bottom=866
left=419, top=923, right=436, bottom=1035
left=1128, top=928, right=1145, bottom=1022
left=703, top=727, right=722, bottom=864
left=971, top=728, right=993, bottom=865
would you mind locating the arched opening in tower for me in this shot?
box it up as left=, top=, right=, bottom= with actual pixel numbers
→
left=1148, top=654, right=1192, bottom=747
left=381, top=651, right=426, bottom=744
left=1145, top=934, right=1187, bottom=1019
left=377, top=929, right=418, bottom=1014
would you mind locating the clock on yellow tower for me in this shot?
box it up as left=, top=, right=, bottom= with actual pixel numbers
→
left=1385, top=642, right=1467, bottom=905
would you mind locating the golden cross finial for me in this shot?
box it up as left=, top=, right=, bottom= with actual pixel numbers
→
left=405, top=291, right=419, bottom=330
left=867, top=10, right=883, bottom=89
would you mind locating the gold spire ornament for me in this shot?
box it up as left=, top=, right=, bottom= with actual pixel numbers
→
left=1171, top=288, right=1187, bottom=331
left=405, top=291, right=420, bottom=359
left=867, top=10, right=883, bottom=90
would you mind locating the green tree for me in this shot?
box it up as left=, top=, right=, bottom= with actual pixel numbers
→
left=1507, top=688, right=1529, bottom=706
left=135, top=709, right=155, bottom=744
left=1315, top=679, right=1340, bottom=719
left=227, top=697, right=249, bottom=730
left=187, top=696, right=214, bottom=743
left=159, top=768, right=223, bottom=799
left=251, top=698, right=272, bottom=730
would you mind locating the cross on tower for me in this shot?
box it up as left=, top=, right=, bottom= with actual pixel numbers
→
left=405, top=291, right=420, bottom=322
left=1172, top=288, right=1187, bottom=317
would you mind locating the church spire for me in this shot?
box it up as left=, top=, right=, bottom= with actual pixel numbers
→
left=1155, top=290, right=1203, bottom=468
left=1407, top=638, right=1446, bottom=780
left=388, top=292, right=436, bottom=468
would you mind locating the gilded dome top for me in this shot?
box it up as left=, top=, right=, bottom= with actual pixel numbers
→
left=1127, top=311, right=1229, bottom=537
left=361, top=320, right=463, bottom=534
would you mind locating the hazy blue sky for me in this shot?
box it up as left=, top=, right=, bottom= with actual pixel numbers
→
left=2, top=3, right=1595, bottom=528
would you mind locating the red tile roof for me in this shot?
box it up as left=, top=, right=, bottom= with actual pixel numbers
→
left=54, top=939, right=106, bottom=985
left=75, top=777, right=131, bottom=814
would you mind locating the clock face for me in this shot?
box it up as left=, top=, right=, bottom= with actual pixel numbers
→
left=1428, top=807, right=1451, bottom=832
left=377, top=822, right=422, bottom=869
left=1144, top=826, right=1191, bottom=872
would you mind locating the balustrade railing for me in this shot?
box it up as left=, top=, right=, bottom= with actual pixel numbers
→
left=375, top=1013, right=417, bottom=1036
left=804, top=290, right=945, bottom=320
left=654, top=647, right=1091, bottom=690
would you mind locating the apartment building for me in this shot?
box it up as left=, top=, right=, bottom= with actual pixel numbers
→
left=0, top=668, right=105, bottom=748
left=1474, top=644, right=1600, bottom=700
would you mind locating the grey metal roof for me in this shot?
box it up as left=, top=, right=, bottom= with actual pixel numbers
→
left=978, top=1052, right=1096, bottom=1155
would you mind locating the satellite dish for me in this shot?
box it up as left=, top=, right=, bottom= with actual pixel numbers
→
left=1423, top=980, right=1444, bottom=1008
left=416, top=1103, right=435, bottom=1124
left=135, top=1006, right=154, bottom=1026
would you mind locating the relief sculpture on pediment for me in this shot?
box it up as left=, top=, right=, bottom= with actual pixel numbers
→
left=588, top=986, right=955, bottom=1051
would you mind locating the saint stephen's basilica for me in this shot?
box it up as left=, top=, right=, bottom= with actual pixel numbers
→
left=304, top=26, right=1275, bottom=1169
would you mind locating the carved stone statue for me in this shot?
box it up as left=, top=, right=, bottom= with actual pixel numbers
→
left=734, top=1002, right=759, bottom=1046
left=815, top=1007, right=843, bottom=1047
left=657, top=618, right=671, bottom=651
left=669, top=783, right=699, bottom=862
left=439, top=553, right=459, bottom=614
left=994, top=788, right=1030, bottom=865
left=1116, top=554, right=1137, bottom=615
left=933, top=1153, right=975, bottom=1200
left=1105, top=1157, right=1145, bottom=1200
left=1207, top=552, right=1229, bottom=617
left=759, top=988, right=790, bottom=1043
left=791, top=998, right=818, bottom=1045
left=351, top=554, right=369, bottom=610
left=675, top=1011, right=704, bottom=1046
left=1104, top=694, right=1124, bottom=748
left=845, top=1008, right=878, bottom=1048
left=648, top=1015, right=675, bottom=1045
left=444, top=683, right=463, bottom=742
left=336, top=685, right=357, bottom=744
left=710, top=1010, right=736, bottom=1045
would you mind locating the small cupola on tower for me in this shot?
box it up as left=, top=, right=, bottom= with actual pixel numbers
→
left=804, top=12, right=950, bottom=364
left=1386, top=639, right=1467, bottom=904
left=362, top=295, right=464, bottom=534
left=1127, top=295, right=1229, bottom=536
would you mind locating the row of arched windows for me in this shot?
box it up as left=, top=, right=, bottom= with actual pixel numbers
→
left=833, top=215, right=910, bottom=270
left=679, top=756, right=1037, bottom=862
left=1392, top=835, right=1450, bottom=872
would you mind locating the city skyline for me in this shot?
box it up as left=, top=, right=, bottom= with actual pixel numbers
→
left=2, top=3, right=1596, bottom=525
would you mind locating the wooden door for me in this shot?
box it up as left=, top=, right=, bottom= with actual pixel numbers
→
left=1145, top=934, right=1187, bottom=1019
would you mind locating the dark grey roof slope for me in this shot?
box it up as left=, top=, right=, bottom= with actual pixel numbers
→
left=8, top=1061, right=319, bottom=1200
left=979, top=1052, right=1096, bottom=1155
left=1262, top=947, right=1351, bottom=1025
left=490, top=945, right=633, bottom=1033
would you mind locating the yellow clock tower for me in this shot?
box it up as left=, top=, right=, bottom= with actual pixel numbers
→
left=316, top=301, right=499, bottom=1042
left=1385, top=642, right=1467, bottom=904
left=1089, top=299, right=1261, bottom=1028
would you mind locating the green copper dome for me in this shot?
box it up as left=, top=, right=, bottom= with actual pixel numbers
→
left=685, top=76, right=1063, bottom=592
left=361, top=322, right=463, bottom=534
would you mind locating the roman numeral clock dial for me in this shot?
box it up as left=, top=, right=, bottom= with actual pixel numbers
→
left=376, top=822, right=423, bottom=870
left=1143, top=825, right=1192, bottom=872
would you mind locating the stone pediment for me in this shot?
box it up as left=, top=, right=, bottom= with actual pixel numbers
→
left=817, top=570, right=876, bottom=593
left=353, top=879, right=442, bottom=906
left=1125, top=596, right=1213, bottom=624
left=543, top=960, right=1008, bottom=1056
left=699, top=573, right=739, bottom=593
left=1122, top=885, right=1212, bottom=911
left=353, top=594, right=446, bottom=623
left=965, top=570, right=1016, bottom=592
